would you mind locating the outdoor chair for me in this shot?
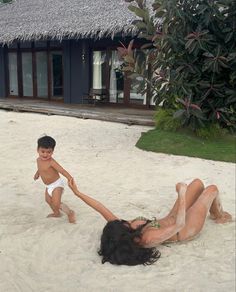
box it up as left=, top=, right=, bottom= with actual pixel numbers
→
left=82, top=88, right=108, bottom=105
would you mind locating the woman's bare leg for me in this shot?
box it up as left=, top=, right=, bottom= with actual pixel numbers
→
left=163, top=179, right=205, bottom=220
left=178, top=185, right=232, bottom=241
left=209, top=192, right=232, bottom=223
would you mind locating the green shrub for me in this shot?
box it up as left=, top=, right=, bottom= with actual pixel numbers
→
left=122, top=0, right=236, bottom=132
left=196, top=124, right=228, bottom=139
left=0, top=0, right=12, bottom=3
left=155, top=108, right=181, bottom=131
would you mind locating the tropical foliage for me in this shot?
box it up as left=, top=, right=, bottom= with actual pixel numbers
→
left=121, top=0, right=236, bottom=132
left=0, top=0, right=12, bottom=3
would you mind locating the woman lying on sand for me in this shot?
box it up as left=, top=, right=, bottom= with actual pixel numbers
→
left=68, top=178, right=232, bottom=266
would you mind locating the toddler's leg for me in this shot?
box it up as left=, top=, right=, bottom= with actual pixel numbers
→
left=48, top=187, right=63, bottom=217
left=60, top=203, right=76, bottom=224
left=45, top=189, right=59, bottom=217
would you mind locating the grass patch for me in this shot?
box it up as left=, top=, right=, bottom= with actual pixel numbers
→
left=136, top=129, right=236, bottom=163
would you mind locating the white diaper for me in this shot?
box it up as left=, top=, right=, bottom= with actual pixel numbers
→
left=46, top=177, right=65, bottom=196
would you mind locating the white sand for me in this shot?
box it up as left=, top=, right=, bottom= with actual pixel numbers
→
left=0, top=110, right=235, bottom=292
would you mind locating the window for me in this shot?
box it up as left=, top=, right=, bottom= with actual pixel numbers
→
left=129, top=50, right=147, bottom=105
left=92, top=48, right=148, bottom=106
left=8, top=52, right=18, bottom=95
left=22, top=52, right=33, bottom=96
left=109, top=51, right=124, bottom=103
left=36, top=52, right=48, bottom=98
left=92, top=51, right=106, bottom=90
left=51, top=51, right=63, bottom=98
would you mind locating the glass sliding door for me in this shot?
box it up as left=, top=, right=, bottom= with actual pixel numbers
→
left=51, top=51, right=63, bottom=99
left=93, top=51, right=106, bottom=90
left=129, top=50, right=147, bottom=105
left=109, top=51, right=124, bottom=103
left=22, top=52, right=33, bottom=97
left=91, top=51, right=107, bottom=100
left=7, top=43, right=64, bottom=100
left=92, top=50, right=126, bottom=104
left=129, top=78, right=146, bottom=105
left=91, top=48, right=150, bottom=106
left=36, top=52, right=48, bottom=98
left=8, top=53, right=18, bottom=95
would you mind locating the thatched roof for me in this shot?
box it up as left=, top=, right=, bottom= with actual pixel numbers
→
left=0, top=0, right=146, bottom=45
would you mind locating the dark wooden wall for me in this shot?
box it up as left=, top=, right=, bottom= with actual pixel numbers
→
left=0, top=46, right=7, bottom=98
left=63, top=40, right=90, bottom=104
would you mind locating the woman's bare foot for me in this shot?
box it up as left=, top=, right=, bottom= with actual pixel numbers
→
left=213, top=211, right=232, bottom=224
left=47, top=212, right=62, bottom=218
left=176, top=182, right=187, bottom=194
left=68, top=210, right=76, bottom=223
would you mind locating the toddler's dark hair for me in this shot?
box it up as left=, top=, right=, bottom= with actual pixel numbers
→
left=37, top=136, right=56, bottom=149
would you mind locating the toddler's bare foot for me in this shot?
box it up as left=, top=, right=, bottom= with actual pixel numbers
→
left=213, top=211, right=232, bottom=224
left=47, top=212, right=62, bottom=218
left=68, top=210, right=76, bottom=223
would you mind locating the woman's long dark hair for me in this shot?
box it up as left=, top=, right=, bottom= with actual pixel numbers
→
left=98, top=220, right=161, bottom=266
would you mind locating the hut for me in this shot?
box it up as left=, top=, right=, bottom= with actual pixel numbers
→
left=0, top=0, right=154, bottom=108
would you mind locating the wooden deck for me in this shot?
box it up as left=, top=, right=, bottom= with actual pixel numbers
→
left=0, top=98, right=155, bottom=126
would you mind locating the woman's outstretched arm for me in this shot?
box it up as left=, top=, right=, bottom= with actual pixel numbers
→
left=68, top=178, right=118, bottom=222
left=140, top=183, right=187, bottom=247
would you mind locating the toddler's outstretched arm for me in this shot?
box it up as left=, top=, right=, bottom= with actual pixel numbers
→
left=68, top=178, right=118, bottom=222
left=34, top=170, right=40, bottom=180
left=51, top=158, right=72, bottom=181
